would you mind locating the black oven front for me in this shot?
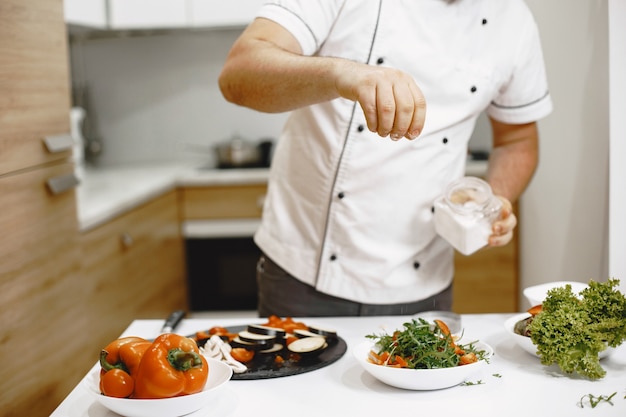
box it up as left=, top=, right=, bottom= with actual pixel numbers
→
left=184, top=220, right=261, bottom=311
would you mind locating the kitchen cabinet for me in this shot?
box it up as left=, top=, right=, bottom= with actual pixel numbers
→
left=0, top=163, right=83, bottom=417
left=79, top=190, right=187, bottom=350
left=179, top=182, right=267, bottom=311
left=180, top=183, right=267, bottom=220
left=64, top=0, right=264, bottom=30
left=452, top=238, right=518, bottom=313
left=108, top=0, right=187, bottom=29
left=0, top=1, right=84, bottom=416
left=64, top=0, right=108, bottom=28
left=0, top=0, right=74, bottom=176
left=452, top=205, right=519, bottom=313
left=188, top=0, right=264, bottom=28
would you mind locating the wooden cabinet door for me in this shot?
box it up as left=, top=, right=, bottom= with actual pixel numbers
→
left=180, top=184, right=267, bottom=220
left=80, top=190, right=187, bottom=352
left=0, top=0, right=72, bottom=176
left=0, top=162, right=84, bottom=417
left=452, top=233, right=519, bottom=313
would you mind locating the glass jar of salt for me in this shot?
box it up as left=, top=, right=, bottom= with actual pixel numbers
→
left=433, top=176, right=502, bottom=255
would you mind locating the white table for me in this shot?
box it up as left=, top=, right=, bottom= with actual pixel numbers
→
left=51, top=314, right=626, bottom=417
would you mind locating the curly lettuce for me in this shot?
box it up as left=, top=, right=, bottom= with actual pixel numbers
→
left=528, top=278, right=626, bottom=380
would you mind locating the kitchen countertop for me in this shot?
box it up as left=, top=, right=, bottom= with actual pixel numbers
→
left=76, top=162, right=270, bottom=231
left=76, top=159, right=487, bottom=232
left=50, top=314, right=626, bottom=417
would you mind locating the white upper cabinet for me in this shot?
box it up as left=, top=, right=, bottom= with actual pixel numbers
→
left=64, top=0, right=108, bottom=29
left=63, top=0, right=263, bottom=30
left=108, top=0, right=187, bottom=29
left=189, top=0, right=263, bottom=28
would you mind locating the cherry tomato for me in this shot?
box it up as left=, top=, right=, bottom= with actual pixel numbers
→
left=527, top=304, right=543, bottom=316
left=100, top=369, right=134, bottom=398
left=434, top=319, right=451, bottom=336
left=209, top=326, right=229, bottom=335
left=394, top=355, right=409, bottom=368
left=230, top=348, right=255, bottom=363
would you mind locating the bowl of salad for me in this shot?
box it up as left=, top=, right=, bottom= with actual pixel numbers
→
left=353, top=318, right=492, bottom=390
left=505, top=311, right=615, bottom=360
left=506, top=278, right=626, bottom=380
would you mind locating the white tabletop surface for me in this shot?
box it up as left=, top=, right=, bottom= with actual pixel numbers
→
left=50, top=314, right=626, bottom=417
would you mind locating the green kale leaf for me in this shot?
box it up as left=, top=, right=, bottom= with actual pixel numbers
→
left=528, top=278, right=626, bottom=380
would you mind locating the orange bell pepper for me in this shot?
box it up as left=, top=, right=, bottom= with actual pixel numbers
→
left=101, top=336, right=149, bottom=369
left=133, top=333, right=209, bottom=399
left=99, top=336, right=151, bottom=398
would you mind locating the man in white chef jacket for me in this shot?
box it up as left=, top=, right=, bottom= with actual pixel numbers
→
left=219, top=0, right=552, bottom=316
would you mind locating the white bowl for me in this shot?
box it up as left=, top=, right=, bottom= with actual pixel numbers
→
left=353, top=340, right=492, bottom=390
left=85, top=358, right=233, bottom=417
left=504, top=313, right=539, bottom=356
left=504, top=313, right=614, bottom=359
left=523, top=281, right=588, bottom=307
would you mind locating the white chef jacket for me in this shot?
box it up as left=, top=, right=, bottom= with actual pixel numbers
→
left=253, top=0, right=553, bottom=304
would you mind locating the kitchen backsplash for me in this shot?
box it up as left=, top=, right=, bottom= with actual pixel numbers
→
left=69, top=29, right=289, bottom=167
left=69, top=29, right=490, bottom=168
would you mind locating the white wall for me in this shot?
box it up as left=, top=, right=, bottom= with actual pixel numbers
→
left=520, top=0, right=609, bottom=296
left=608, top=0, right=626, bottom=293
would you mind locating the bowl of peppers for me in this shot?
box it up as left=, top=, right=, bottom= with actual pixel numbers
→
left=85, top=333, right=233, bottom=417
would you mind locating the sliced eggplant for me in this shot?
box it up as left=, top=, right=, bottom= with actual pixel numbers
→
left=293, top=329, right=320, bottom=339
left=258, top=343, right=284, bottom=354
left=307, top=325, right=338, bottom=339
left=238, top=330, right=276, bottom=345
left=287, top=336, right=327, bottom=356
left=231, top=336, right=272, bottom=351
left=247, top=324, right=287, bottom=339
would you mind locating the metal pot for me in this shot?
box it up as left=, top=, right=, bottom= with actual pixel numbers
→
left=214, top=137, right=273, bottom=169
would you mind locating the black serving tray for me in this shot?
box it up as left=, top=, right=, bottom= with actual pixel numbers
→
left=192, top=324, right=347, bottom=380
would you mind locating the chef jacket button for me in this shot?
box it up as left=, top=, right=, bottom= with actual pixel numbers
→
left=413, top=261, right=421, bottom=270
left=376, top=57, right=385, bottom=65
left=431, top=206, right=435, bottom=213
left=357, top=124, right=365, bottom=132
left=338, top=191, right=345, bottom=199
left=482, top=18, right=488, bottom=25
left=442, top=137, right=448, bottom=144
left=471, top=86, right=477, bottom=93
left=330, top=254, right=337, bottom=261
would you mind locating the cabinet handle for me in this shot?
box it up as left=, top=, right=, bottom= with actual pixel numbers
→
left=43, top=134, right=74, bottom=153
left=46, top=173, right=80, bottom=195
left=120, top=233, right=134, bottom=248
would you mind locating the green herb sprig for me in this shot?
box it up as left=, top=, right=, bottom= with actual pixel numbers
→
left=577, top=392, right=617, bottom=408
left=460, top=380, right=484, bottom=386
